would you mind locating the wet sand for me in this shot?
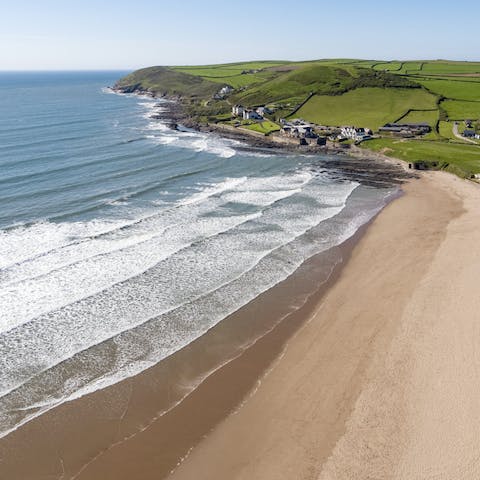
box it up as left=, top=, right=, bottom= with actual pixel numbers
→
left=2, top=171, right=478, bottom=480
left=0, top=195, right=377, bottom=479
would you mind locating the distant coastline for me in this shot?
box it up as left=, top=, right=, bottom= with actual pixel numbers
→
left=110, top=86, right=334, bottom=155
left=110, top=86, right=413, bottom=191
left=2, top=66, right=479, bottom=480
left=113, top=59, right=480, bottom=179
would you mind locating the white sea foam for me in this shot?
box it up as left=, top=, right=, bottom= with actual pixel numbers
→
left=0, top=87, right=398, bottom=441
left=1, top=187, right=391, bottom=443
left=0, top=176, right=397, bottom=440
left=100, top=87, right=116, bottom=95
left=0, top=191, right=355, bottom=397
left=177, top=177, right=247, bottom=206
left=0, top=172, right=314, bottom=334
left=137, top=99, right=239, bottom=158
left=0, top=219, right=128, bottom=270
left=0, top=210, right=263, bottom=333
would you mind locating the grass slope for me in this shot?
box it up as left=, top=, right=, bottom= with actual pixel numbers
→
left=362, top=138, right=480, bottom=176
left=230, top=65, right=416, bottom=107
left=295, top=87, right=437, bottom=130
left=420, top=61, right=480, bottom=75
left=242, top=120, right=280, bottom=135
left=442, top=100, right=480, bottom=120
left=373, top=61, right=403, bottom=71
left=115, top=66, right=219, bottom=98
left=115, top=59, right=480, bottom=177
left=397, top=109, right=439, bottom=127
left=438, top=121, right=459, bottom=140
left=417, top=78, right=480, bottom=101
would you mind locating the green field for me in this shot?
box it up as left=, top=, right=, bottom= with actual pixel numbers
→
left=419, top=61, right=480, bottom=75
left=172, top=62, right=287, bottom=88
left=232, top=64, right=415, bottom=107
left=361, top=138, right=480, bottom=176
left=438, top=121, right=458, bottom=140
left=235, top=65, right=345, bottom=105
left=242, top=120, right=280, bottom=135
left=373, top=61, right=403, bottom=71
left=295, top=87, right=437, bottom=130
left=173, top=67, right=247, bottom=78
left=417, top=78, right=480, bottom=101
left=207, top=72, right=277, bottom=88
left=442, top=100, right=480, bottom=120
left=230, top=65, right=353, bottom=106
left=116, top=58, right=480, bottom=178
left=173, top=61, right=287, bottom=75
left=398, top=62, right=424, bottom=74
left=397, top=109, right=439, bottom=126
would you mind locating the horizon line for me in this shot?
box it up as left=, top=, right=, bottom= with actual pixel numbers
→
left=1, top=57, right=480, bottom=72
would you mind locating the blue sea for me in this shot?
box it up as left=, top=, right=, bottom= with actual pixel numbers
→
left=0, top=71, right=396, bottom=438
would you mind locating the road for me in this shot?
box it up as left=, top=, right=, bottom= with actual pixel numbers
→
left=452, top=122, right=478, bottom=144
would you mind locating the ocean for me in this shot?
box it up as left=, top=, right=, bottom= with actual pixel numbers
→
left=0, top=71, right=397, bottom=439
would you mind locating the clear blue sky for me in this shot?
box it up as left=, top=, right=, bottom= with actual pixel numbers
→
left=1, top=0, right=479, bottom=70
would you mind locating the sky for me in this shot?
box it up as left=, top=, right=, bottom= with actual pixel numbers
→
left=0, top=0, right=479, bottom=70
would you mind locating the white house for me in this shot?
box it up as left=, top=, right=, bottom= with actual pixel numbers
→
left=232, top=105, right=245, bottom=117
left=220, top=86, right=233, bottom=96
left=214, top=85, right=233, bottom=99
left=256, top=106, right=273, bottom=116
left=340, top=126, right=371, bottom=141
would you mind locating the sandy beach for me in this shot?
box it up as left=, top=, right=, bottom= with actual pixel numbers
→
left=3, top=9, right=480, bottom=479
left=1, top=170, right=479, bottom=480
left=169, top=171, right=480, bottom=480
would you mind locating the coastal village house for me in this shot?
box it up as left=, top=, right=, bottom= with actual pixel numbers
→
left=463, top=129, right=478, bottom=139
left=281, top=119, right=314, bottom=137
left=214, top=85, right=233, bottom=100
left=232, top=105, right=267, bottom=121
left=279, top=118, right=327, bottom=145
left=242, top=109, right=263, bottom=121
left=232, top=105, right=244, bottom=117
left=379, top=122, right=431, bottom=136
left=256, top=106, right=273, bottom=116
left=340, top=126, right=371, bottom=141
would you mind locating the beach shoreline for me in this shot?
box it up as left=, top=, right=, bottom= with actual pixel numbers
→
left=110, top=88, right=389, bottom=160
left=2, top=89, right=478, bottom=479
left=112, top=89, right=412, bottom=190
left=169, top=171, right=480, bottom=480
left=0, top=85, right=412, bottom=480
left=0, top=190, right=387, bottom=480
left=2, top=167, right=478, bottom=479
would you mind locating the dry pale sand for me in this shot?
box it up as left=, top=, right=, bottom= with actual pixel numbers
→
left=169, top=172, right=480, bottom=480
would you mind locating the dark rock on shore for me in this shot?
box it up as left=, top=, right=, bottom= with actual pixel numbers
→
left=115, top=90, right=414, bottom=188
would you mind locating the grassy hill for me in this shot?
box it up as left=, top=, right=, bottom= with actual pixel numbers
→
left=230, top=65, right=416, bottom=106
left=115, top=58, right=480, bottom=177
left=115, top=61, right=417, bottom=112
left=114, top=66, right=220, bottom=99
left=115, top=59, right=480, bottom=127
